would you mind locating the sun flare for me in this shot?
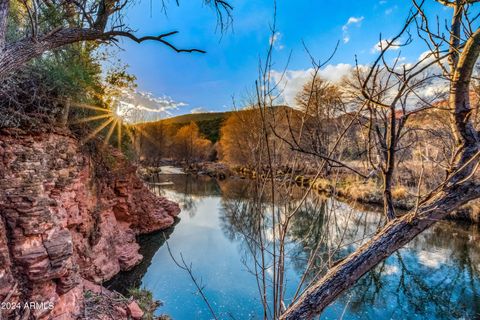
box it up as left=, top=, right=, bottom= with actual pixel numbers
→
left=71, top=103, right=163, bottom=151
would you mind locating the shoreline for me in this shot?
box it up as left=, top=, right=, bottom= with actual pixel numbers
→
left=144, top=161, right=480, bottom=224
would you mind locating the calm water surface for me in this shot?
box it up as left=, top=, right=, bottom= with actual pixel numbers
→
left=109, top=170, right=480, bottom=320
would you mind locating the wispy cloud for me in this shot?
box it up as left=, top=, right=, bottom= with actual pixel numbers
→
left=342, top=16, right=364, bottom=43
left=385, top=5, right=397, bottom=15
left=269, top=31, right=285, bottom=50
left=116, top=90, right=187, bottom=123
left=371, top=39, right=401, bottom=53
left=190, top=107, right=207, bottom=114
left=346, top=16, right=364, bottom=25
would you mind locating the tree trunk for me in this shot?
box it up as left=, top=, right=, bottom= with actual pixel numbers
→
left=383, top=111, right=396, bottom=221
left=59, top=98, right=71, bottom=127
left=383, top=102, right=397, bottom=220
left=280, top=181, right=480, bottom=320
left=382, top=178, right=396, bottom=220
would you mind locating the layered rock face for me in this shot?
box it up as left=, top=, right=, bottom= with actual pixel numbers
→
left=0, top=128, right=180, bottom=319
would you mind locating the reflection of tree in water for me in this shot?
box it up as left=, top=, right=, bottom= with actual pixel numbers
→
left=339, top=222, right=480, bottom=319
left=217, top=177, right=480, bottom=319
left=270, top=192, right=385, bottom=293
left=218, top=179, right=383, bottom=314
left=106, top=221, right=178, bottom=294
left=148, top=173, right=222, bottom=217
left=218, top=178, right=266, bottom=242
left=287, top=197, right=329, bottom=278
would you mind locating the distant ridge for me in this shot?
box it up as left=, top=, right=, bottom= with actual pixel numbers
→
left=161, top=111, right=233, bottom=125
left=136, top=111, right=232, bottom=142
left=135, top=106, right=294, bottom=143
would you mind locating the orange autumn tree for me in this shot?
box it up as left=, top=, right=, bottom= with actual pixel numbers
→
left=219, top=107, right=298, bottom=167
left=172, top=122, right=212, bottom=162
left=218, top=109, right=264, bottom=166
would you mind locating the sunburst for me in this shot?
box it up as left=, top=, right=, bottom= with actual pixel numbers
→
left=71, top=103, right=164, bottom=152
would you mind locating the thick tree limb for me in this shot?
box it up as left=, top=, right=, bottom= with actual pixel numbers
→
left=435, top=0, right=455, bottom=6
left=0, top=0, right=230, bottom=78
left=0, top=28, right=205, bottom=78
left=449, top=28, right=480, bottom=148
left=281, top=180, right=480, bottom=320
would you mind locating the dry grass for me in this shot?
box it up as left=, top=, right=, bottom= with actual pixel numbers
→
left=337, top=177, right=380, bottom=201
left=310, top=178, right=332, bottom=191
left=391, top=186, right=408, bottom=200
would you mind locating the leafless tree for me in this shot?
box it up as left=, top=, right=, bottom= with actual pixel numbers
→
left=224, top=7, right=373, bottom=319
left=281, top=1, right=480, bottom=318
left=346, top=32, right=447, bottom=220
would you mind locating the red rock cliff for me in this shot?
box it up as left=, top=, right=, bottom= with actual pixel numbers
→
left=0, top=128, right=180, bottom=319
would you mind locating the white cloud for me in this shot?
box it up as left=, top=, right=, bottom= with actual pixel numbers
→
left=371, top=39, right=401, bottom=53
left=418, top=50, right=436, bottom=62
left=272, top=58, right=448, bottom=111
left=270, top=64, right=354, bottom=106
left=115, top=90, right=187, bottom=123
left=347, top=16, right=364, bottom=25
left=417, top=250, right=449, bottom=269
left=342, top=16, right=364, bottom=43
left=190, top=107, right=207, bottom=114
left=269, top=32, right=280, bottom=45
left=383, top=264, right=399, bottom=275
left=269, top=32, right=285, bottom=50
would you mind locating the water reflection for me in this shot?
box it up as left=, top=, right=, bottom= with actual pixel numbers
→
left=112, top=172, right=480, bottom=319
left=337, top=221, right=480, bottom=319
left=148, top=173, right=221, bottom=216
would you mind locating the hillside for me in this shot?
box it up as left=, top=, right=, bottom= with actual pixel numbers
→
left=139, top=111, right=232, bottom=142
left=161, top=111, right=233, bottom=125
left=136, top=106, right=299, bottom=144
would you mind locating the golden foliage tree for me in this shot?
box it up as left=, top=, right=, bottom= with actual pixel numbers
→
left=219, top=107, right=299, bottom=167
left=218, top=109, right=264, bottom=166
left=173, top=122, right=212, bottom=162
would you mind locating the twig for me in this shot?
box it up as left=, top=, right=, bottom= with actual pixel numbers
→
left=164, top=236, right=219, bottom=320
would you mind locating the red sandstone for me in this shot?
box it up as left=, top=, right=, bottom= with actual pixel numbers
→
left=0, top=128, right=180, bottom=319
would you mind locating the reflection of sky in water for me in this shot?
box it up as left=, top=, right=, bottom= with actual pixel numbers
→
left=140, top=195, right=268, bottom=319
left=117, top=173, right=480, bottom=320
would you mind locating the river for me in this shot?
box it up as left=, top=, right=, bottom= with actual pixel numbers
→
left=108, top=170, right=480, bottom=319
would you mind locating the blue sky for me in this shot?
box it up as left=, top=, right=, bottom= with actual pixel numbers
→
left=112, top=0, right=450, bottom=119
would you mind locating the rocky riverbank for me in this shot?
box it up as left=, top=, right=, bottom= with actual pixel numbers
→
left=0, top=128, right=180, bottom=319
